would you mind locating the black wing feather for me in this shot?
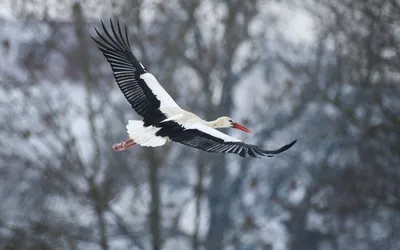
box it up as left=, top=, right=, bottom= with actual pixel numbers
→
left=91, top=19, right=167, bottom=126
left=156, top=122, right=296, bottom=158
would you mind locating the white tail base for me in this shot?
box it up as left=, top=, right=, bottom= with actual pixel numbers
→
left=126, top=120, right=168, bottom=147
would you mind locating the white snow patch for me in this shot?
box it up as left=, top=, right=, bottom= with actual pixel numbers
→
left=179, top=197, right=209, bottom=238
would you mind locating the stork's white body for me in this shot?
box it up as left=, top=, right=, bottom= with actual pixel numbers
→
left=126, top=108, right=240, bottom=148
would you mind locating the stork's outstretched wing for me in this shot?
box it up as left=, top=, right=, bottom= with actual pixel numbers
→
left=158, top=122, right=297, bottom=158
left=91, top=19, right=181, bottom=126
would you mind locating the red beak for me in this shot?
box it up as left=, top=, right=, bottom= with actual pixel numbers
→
left=232, top=122, right=252, bottom=133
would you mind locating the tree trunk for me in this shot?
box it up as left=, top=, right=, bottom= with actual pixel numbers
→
left=147, top=148, right=162, bottom=250
left=96, top=207, right=110, bottom=250
left=192, top=154, right=205, bottom=250
left=205, top=79, right=234, bottom=250
left=205, top=155, right=230, bottom=250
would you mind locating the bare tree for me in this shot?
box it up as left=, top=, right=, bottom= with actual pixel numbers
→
left=263, top=0, right=400, bottom=249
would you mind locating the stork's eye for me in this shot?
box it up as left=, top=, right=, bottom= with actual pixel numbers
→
left=229, top=119, right=233, bottom=123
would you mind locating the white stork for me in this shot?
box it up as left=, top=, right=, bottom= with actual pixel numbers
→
left=91, top=20, right=297, bottom=158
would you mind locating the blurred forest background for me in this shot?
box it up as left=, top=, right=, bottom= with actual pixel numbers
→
left=0, top=0, right=399, bottom=249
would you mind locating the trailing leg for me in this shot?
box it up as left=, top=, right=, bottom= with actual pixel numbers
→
left=112, top=139, right=136, bottom=151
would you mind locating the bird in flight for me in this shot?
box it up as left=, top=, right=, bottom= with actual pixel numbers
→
left=91, top=20, right=296, bottom=158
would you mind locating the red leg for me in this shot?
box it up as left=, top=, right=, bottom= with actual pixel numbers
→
left=112, top=139, right=136, bottom=152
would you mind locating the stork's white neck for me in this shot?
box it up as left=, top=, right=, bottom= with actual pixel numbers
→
left=204, top=117, right=231, bottom=129
left=204, top=119, right=219, bottom=128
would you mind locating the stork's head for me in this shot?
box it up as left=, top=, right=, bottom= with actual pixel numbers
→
left=215, top=116, right=252, bottom=133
